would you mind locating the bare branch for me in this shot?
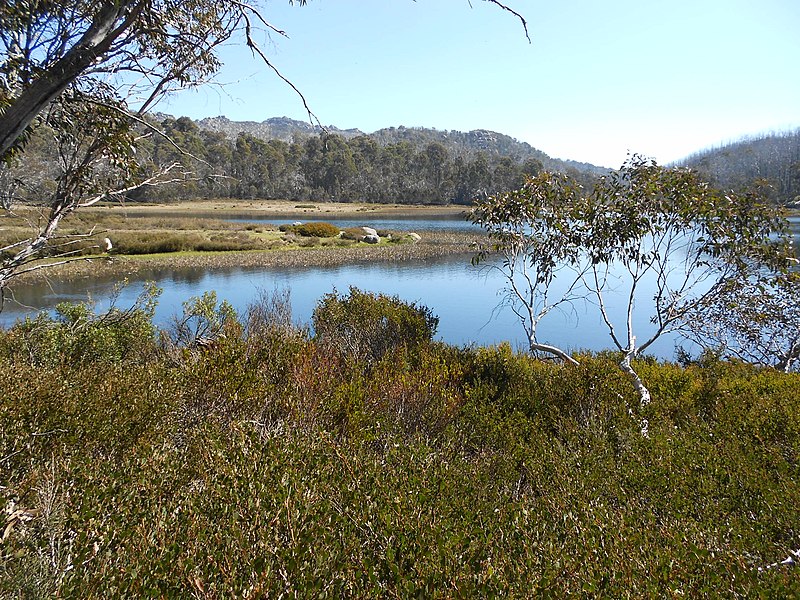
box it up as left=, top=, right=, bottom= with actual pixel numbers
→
left=230, top=1, right=291, bottom=38
left=482, top=0, right=531, bottom=42
left=77, top=163, right=186, bottom=208
left=240, top=10, right=322, bottom=129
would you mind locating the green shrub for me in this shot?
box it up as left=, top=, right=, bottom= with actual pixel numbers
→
left=163, top=291, right=238, bottom=353
left=298, top=236, right=321, bottom=247
left=195, top=234, right=258, bottom=252
left=2, top=290, right=799, bottom=597
left=1, top=283, right=160, bottom=366
left=340, top=227, right=365, bottom=241
left=295, top=221, right=340, bottom=238
left=111, top=231, right=260, bottom=254
left=111, top=232, right=190, bottom=254
left=312, top=286, right=439, bottom=367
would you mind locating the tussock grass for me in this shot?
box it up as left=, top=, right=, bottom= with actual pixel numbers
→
left=3, top=207, right=466, bottom=268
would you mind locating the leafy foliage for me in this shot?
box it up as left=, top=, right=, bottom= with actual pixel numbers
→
left=470, top=172, right=586, bottom=363
left=164, top=290, right=237, bottom=353
left=472, top=156, right=796, bottom=408
left=312, top=287, right=439, bottom=367
left=683, top=272, right=800, bottom=372
left=0, top=282, right=160, bottom=366
left=294, top=221, right=341, bottom=238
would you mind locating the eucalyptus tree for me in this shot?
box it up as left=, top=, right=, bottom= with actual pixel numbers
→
left=580, top=156, right=793, bottom=405
left=470, top=171, right=588, bottom=365
left=473, top=156, right=795, bottom=409
left=682, top=272, right=800, bottom=373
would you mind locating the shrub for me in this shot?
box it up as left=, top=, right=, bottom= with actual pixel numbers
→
left=111, top=232, right=190, bottom=254
left=163, top=291, right=238, bottom=354
left=298, top=236, right=321, bottom=247
left=295, top=222, right=340, bottom=238
left=1, top=325, right=799, bottom=596
left=194, top=234, right=259, bottom=252
left=340, top=227, right=365, bottom=241
left=1, top=282, right=161, bottom=366
left=312, top=286, right=439, bottom=367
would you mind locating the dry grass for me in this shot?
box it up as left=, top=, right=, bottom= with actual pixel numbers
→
left=19, top=232, right=477, bottom=282
left=4, top=201, right=481, bottom=283
left=72, top=199, right=469, bottom=219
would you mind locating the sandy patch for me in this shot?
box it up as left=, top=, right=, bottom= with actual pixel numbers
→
left=86, top=199, right=470, bottom=220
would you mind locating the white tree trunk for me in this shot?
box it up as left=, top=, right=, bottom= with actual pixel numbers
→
left=529, top=338, right=579, bottom=366
left=619, top=354, right=651, bottom=407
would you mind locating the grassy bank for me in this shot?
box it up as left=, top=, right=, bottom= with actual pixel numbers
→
left=15, top=231, right=477, bottom=283
left=2, top=202, right=479, bottom=283
left=84, top=199, right=471, bottom=219
left=1, top=289, right=798, bottom=596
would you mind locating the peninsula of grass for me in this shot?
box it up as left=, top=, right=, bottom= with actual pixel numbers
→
left=2, top=201, right=480, bottom=282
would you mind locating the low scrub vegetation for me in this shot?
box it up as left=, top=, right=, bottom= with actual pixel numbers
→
left=1, top=288, right=798, bottom=596
left=340, top=226, right=367, bottom=241
left=294, top=221, right=341, bottom=238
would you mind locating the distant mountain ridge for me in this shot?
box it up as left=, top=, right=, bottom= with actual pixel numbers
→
left=193, top=115, right=608, bottom=178
left=197, top=115, right=365, bottom=142
left=163, top=115, right=800, bottom=205
left=679, top=129, right=800, bottom=205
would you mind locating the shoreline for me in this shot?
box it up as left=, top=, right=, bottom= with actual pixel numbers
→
left=85, top=199, right=471, bottom=220
left=18, top=231, right=481, bottom=284
left=11, top=200, right=482, bottom=284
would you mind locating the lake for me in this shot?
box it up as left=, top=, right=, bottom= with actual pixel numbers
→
left=0, top=257, right=687, bottom=360
left=1, top=215, right=797, bottom=360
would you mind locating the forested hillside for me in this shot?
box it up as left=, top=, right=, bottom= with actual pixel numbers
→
left=140, top=116, right=605, bottom=204
left=194, top=115, right=606, bottom=175
left=10, top=112, right=800, bottom=207
left=680, top=129, right=800, bottom=205
left=5, top=114, right=606, bottom=205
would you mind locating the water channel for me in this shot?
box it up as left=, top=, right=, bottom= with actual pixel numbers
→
left=2, top=215, right=797, bottom=361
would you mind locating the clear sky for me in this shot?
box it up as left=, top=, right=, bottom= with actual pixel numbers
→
left=162, top=0, right=800, bottom=168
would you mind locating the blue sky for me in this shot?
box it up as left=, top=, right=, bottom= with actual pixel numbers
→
left=162, top=0, right=800, bottom=168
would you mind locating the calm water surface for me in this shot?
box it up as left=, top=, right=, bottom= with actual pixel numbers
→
left=1, top=215, right=797, bottom=360
left=0, top=255, right=683, bottom=359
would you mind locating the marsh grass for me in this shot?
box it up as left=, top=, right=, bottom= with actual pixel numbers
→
left=4, top=206, right=477, bottom=285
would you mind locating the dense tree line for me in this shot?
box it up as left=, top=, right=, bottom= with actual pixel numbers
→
left=127, top=116, right=558, bottom=204
left=681, top=129, right=800, bottom=205
left=3, top=114, right=557, bottom=205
